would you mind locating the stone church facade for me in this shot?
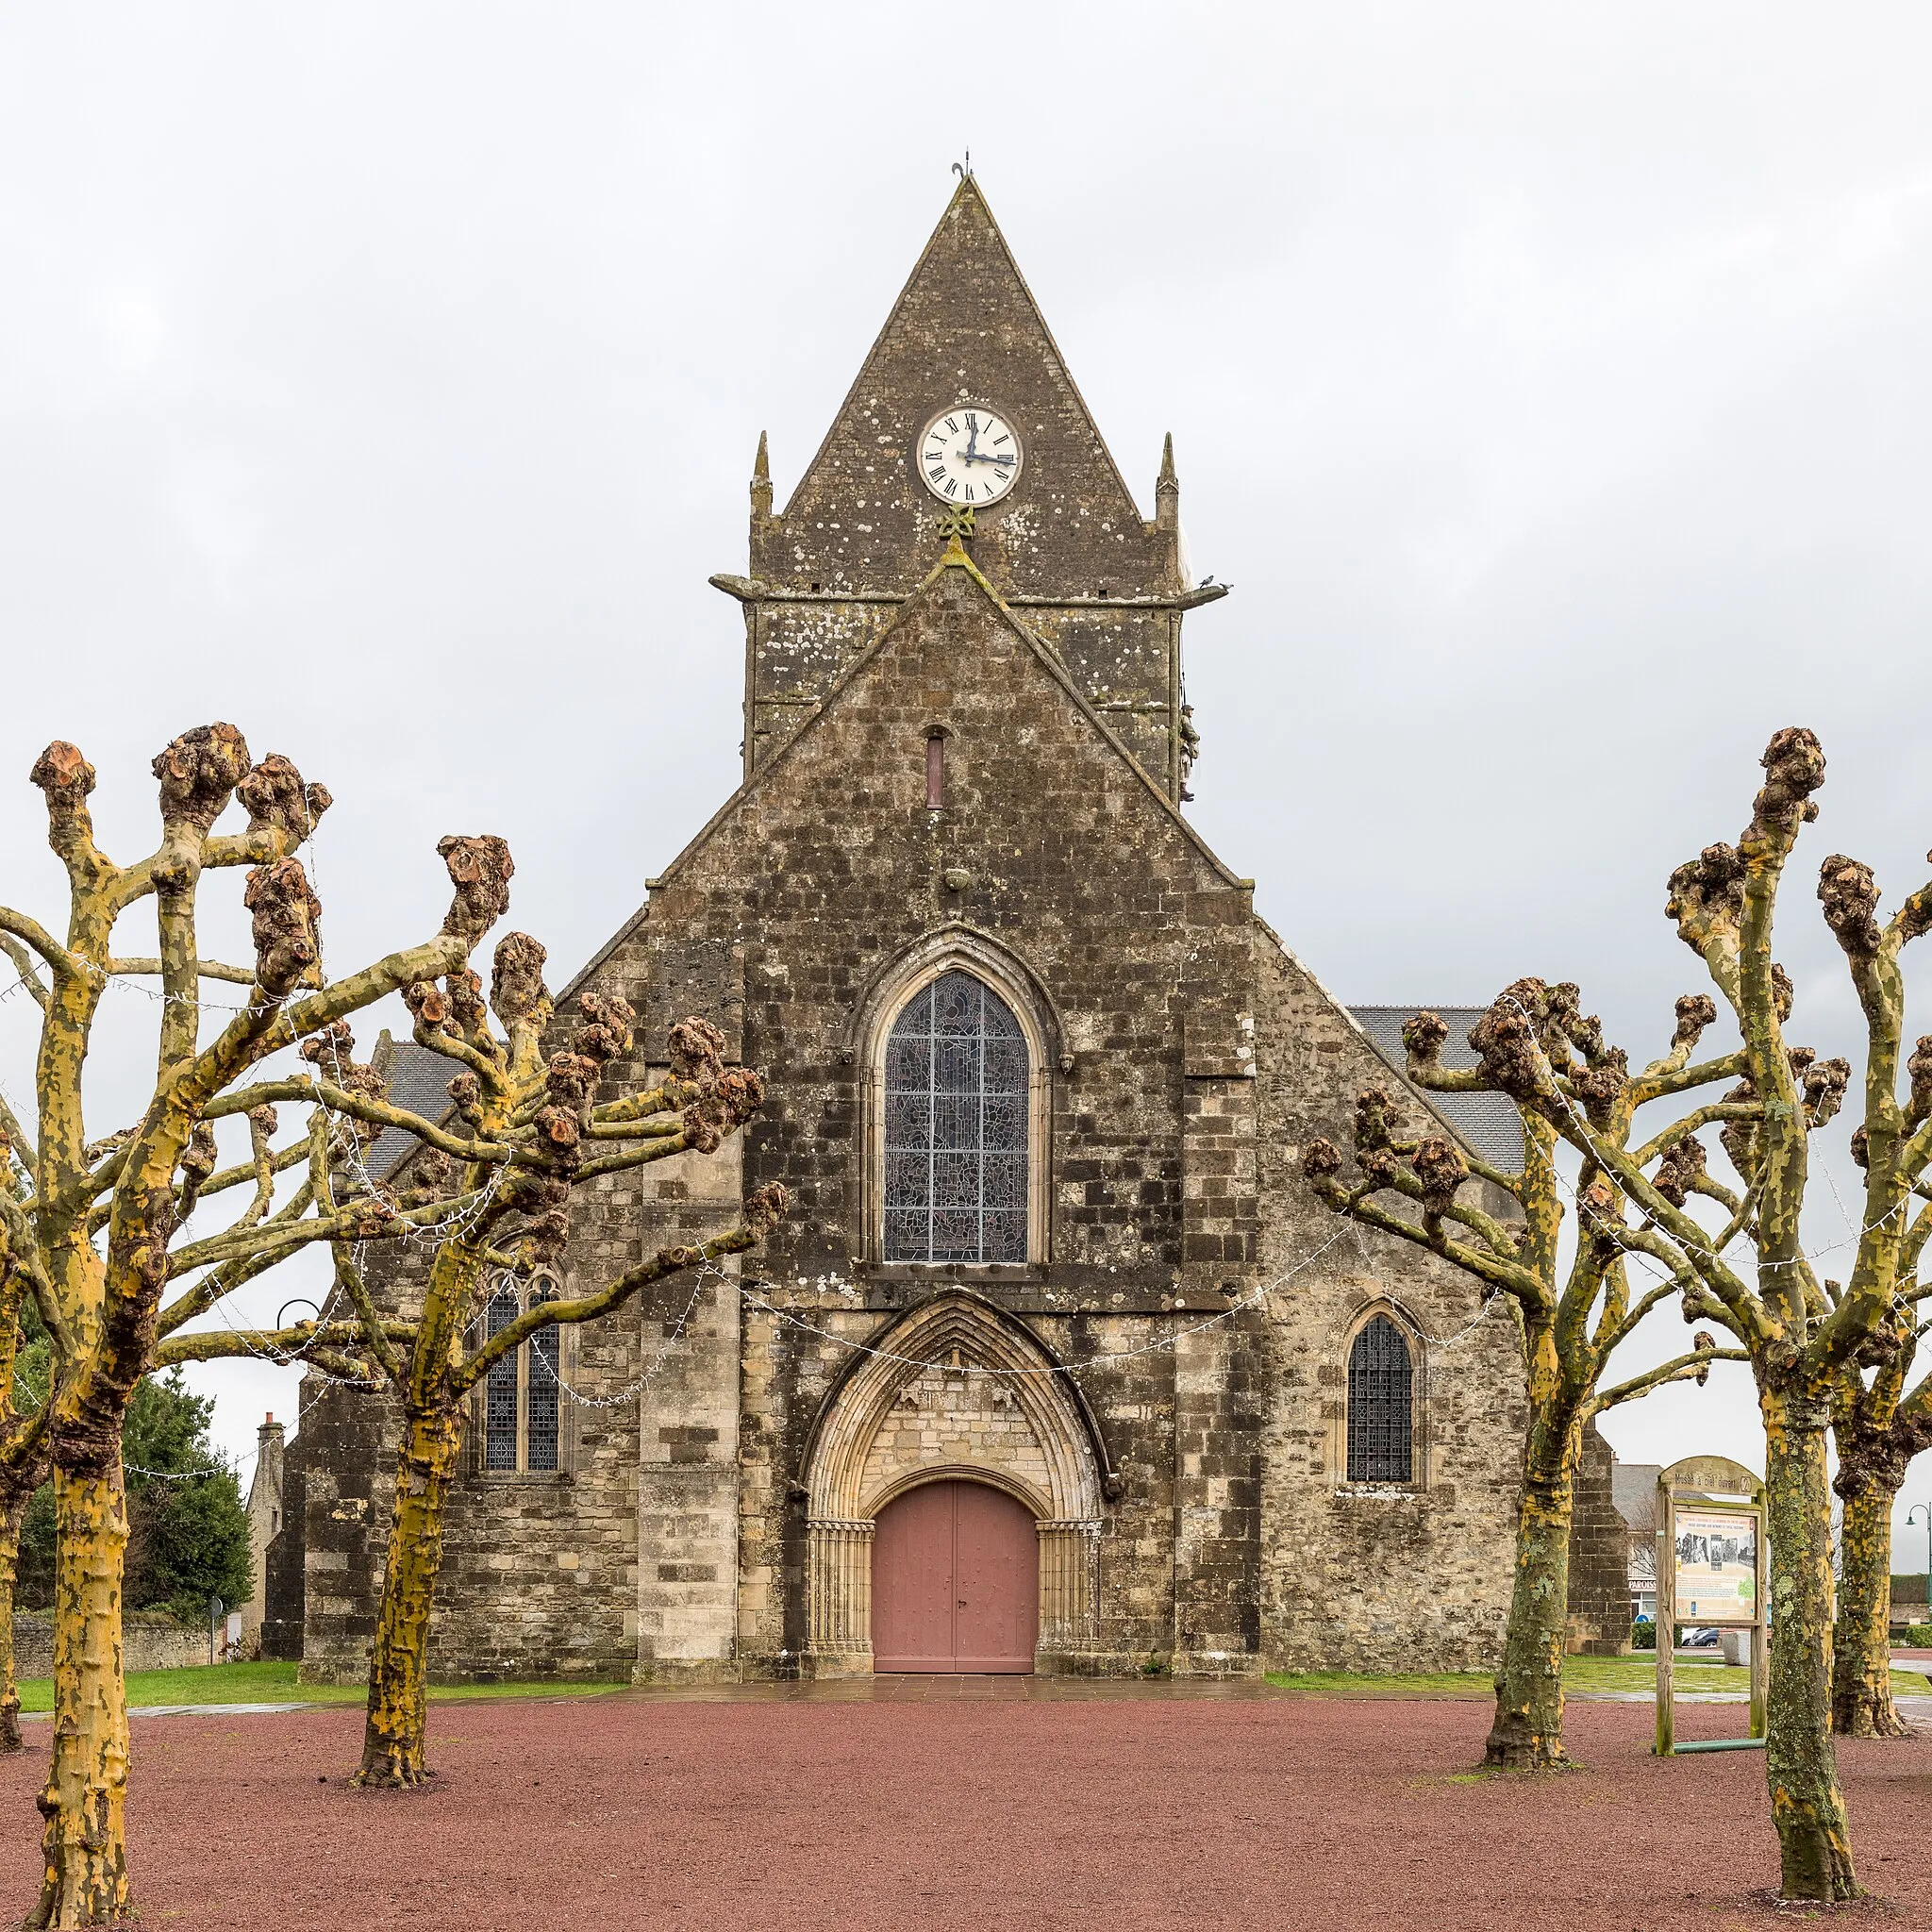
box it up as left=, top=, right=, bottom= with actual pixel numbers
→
left=282, top=179, right=1598, bottom=1683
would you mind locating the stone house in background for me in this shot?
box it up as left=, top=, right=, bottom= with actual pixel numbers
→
left=270, top=176, right=1624, bottom=1682
left=237, top=1413, right=284, bottom=1657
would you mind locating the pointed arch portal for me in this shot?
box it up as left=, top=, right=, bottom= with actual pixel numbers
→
left=801, top=1293, right=1106, bottom=1674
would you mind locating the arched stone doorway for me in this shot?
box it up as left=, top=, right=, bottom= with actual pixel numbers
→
left=800, top=1292, right=1108, bottom=1675
left=872, top=1479, right=1040, bottom=1673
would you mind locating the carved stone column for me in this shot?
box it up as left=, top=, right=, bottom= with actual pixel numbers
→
left=1037, top=1520, right=1101, bottom=1656
left=806, top=1518, right=874, bottom=1675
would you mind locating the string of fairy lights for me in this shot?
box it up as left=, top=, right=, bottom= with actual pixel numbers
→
left=8, top=843, right=1931, bottom=1443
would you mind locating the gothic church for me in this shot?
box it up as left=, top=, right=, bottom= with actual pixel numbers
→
left=283, top=178, right=1557, bottom=1681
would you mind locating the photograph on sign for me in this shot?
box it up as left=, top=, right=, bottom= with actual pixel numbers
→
left=1673, top=1509, right=1758, bottom=1623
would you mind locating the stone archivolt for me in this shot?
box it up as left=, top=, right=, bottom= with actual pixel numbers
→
left=802, top=1292, right=1103, bottom=1671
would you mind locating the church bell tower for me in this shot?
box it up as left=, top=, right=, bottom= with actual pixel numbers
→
left=710, top=175, right=1226, bottom=801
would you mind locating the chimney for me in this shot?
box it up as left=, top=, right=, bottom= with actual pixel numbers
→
left=257, top=1413, right=286, bottom=1502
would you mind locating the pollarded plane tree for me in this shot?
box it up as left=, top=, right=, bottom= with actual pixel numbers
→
left=0, top=1174, right=49, bottom=1755
left=0, top=724, right=530, bottom=1927
left=1824, top=1240, right=1932, bottom=1740
left=0, top=726, right=780, bottom=1928
left=1432, top=729, right=1919, bottom=1903
left=1801, top=865, right=1932, bottom=1741
left=1302, top=983, right=1752, bottom=1771
left=267, top=967, right=782, bottom=1791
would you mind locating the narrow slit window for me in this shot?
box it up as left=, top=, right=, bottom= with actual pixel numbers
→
left=1346, top=1314, right=1414, bottom=1483
left=925, top=731, right=946, bottom=809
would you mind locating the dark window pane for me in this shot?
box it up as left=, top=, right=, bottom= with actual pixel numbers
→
left=1346, top=1314, right=1413, bottom=1483
left=485, top=1285, right=520, bottom=1472
left=929, top=1207, right=979, bottom=1261
left=883, top=1149, right=929, bottom=1210
left=527, top=1325, right=559, bottom=1472
left=933, top=1151, right=980, bottom=1208
left=981, top=1153, right=1027, bottom=1215
left=981, top=1210, right=1027, bottom=1262
left=880, top=971, right=1030, bottom=1262
left=931, top=1089, right=975, bottom=1152
left=884, top=1034, right=929, bottom=1093
left=882, top=1208, right=924, bottom=1260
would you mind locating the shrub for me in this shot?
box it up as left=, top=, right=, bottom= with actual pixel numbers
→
left=1631, top=1618, right=1657, bottom=1650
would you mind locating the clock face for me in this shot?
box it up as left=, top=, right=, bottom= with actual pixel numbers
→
left=917, top=405, right=1024, bottom=506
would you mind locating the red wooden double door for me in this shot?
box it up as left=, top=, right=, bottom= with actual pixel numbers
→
left=872, top=1479, right=1039, bottom=1674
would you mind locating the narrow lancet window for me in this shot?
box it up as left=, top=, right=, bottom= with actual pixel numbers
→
left=484, top=1285, right=520, bottom=1472
left=481, top=1277, right=562, bottom=1474
left=884, top=971, right=1028, bottom=1262
left=1346, top=1314, right=1414, bottom=1483
left=925, top=730, right=946, bottom=809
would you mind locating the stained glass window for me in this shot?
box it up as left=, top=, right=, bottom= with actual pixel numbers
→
left=527, top=1323, right=559, bottom=1473
left=483, top=1279, right=562, bottom=1474
left=484, top=1284, right=520, bottom=1472
left=1347, top=1314, right=1413, bottom=1482
left=883, top=971, right=1029, bottom=1263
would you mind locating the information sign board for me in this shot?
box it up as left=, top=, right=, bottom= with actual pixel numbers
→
left=1672, top=1508, right=1758, bottom=1625
left=1654, top=1457, right=1767, bottom=1756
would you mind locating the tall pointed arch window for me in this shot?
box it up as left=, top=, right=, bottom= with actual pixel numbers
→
left=1346, top=1313, right=1414, bottom=1483
left=481, top=1277, right=562, bottom=1474
left=883, top=971, right=1029, bottom=1262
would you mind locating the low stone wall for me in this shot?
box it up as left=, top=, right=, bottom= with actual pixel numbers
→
left=14, top=1613, right=211, bottom=1678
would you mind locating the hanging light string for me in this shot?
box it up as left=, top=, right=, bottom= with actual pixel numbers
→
left=737, top=1223, right=1485, bottom=1380
left=1491, top=991, right=1918, bottom=1279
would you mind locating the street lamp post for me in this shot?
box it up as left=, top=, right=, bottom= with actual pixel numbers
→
left=1907, top=1504, right=1932, bottom=1642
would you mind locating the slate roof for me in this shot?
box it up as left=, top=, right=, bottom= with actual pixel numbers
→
left=1610, top=1461, right=1663, bottom=1535
left=365, top=1032, right=457, bottom=1182
left=1347, top=1006, right=1525, bottom=1172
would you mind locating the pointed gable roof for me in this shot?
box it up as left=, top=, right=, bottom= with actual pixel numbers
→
left=755, top=177, right=1174, bottom=601
left=559, top=546, right=1244, bottom=1003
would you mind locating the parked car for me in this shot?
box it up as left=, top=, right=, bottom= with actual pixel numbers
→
left=1679, top=1626, right=1721, bottom=1647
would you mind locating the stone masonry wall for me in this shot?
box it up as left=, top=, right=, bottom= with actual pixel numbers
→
left=1565, top=1421, right=1633, bottom=1655
left=1251, top=936, right=1524, bottom=1673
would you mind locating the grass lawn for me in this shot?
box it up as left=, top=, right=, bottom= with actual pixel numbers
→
left=16, top=1659, right=625, bottom=1713
left=1265, top=1655, right=1932, bottom=1698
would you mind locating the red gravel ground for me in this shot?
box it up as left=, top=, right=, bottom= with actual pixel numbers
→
left=8, top=1690, right=1932, bottom=1930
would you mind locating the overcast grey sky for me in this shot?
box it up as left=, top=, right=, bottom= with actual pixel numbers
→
left=5, top=4, right=1932, bottom=1541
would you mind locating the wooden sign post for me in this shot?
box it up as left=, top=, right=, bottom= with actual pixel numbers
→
left=1655, top=1454, right=1767, bottom=1756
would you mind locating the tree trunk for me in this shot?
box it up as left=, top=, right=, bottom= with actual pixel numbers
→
left=1484, top=1411, right=1580, bottom=1769
left=1833, top=1475, right=1908, bottom=1739
left=0, top=1485, right=29, bottom=1752
left=1761, top=1391, right=1857, bottom=1902
left=28, top=1466, right=132, bottom=1929
left=356, top=1403, right=463, bottom=1789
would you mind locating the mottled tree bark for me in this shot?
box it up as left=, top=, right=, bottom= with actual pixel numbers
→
left=1832, top=1468, right=1909, bottom=1739
left=1485, top=1405, right=1583, bottom=1769
left=0, top=1485, right=30, bottom=1752
left=30, top=1468, right=132, bottom=1930
left=1761, top=1391, right=1857, bottom=1901
left=357, top=1405, right=463, bottom=1788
